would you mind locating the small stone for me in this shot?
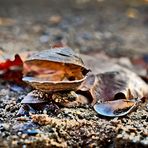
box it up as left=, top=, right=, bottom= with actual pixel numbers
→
left=23, top=129, right=41, bottom=136
left=132, top=135, right=140, bottom=143
left=12, top=135, right=18, bottom=140
left=49, top=15, right=62, bottom=25
left=12, top=140, right=18, bottom=146
left=17, top=132, right=22, bottom=136
left=2, top=123, right=10, bottom=130
left=39, top=35, right=49, bottom=43
left=43, top=110, right=47, bottom=114
left=141, top=138, right=148, bottom=145
left=21, top=134, right=27, bottom=139
left=116, top=134, right=122, bottom=139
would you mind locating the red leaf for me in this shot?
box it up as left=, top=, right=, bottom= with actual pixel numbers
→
left=0, top=54, right=22, bottom=69
left=0, top=54, right=23, bottom=82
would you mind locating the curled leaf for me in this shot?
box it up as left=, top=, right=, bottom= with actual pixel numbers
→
left=97, top=70, right=148, bottom=101
left=94, top=99, right=137, bottom=117
left=79, top=55, right=148, bottom=105
left=77, top=74, right=98, bottom=105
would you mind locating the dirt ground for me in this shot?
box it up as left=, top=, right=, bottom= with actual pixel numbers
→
left=0, top=0, right=148, bottom=56
left=0, top=0, right=148, bottom=147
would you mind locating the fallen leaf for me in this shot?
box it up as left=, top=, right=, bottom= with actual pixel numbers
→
left=0, top=54, right=23, bottom=82
left=80, top=55, right=148, bottom=105
left=77, top=74, right=98, bottom=105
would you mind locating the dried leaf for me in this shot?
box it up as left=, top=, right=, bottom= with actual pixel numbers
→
left=0, top=54, right=22, bottom=70
left=77, top=74, right=98, bottom=105
left=82, top=54, right=118, bottom=75
left=79, top=55, right=148, bottom=105
left=0, top=54, right=23, bottom=82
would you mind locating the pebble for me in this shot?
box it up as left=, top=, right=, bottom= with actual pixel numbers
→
left=49, top=15, right=62, bottom=25
left=141, top=138, right=148, bottom=145
left=2, top=123, right=10, bottom=131
left=0, top=89, right=10, bottom=96
left=23, top=129, right=41, bottom=136
left=39, top=35, right=49, bottom=43
left=32, top=25, right=43, bottom=33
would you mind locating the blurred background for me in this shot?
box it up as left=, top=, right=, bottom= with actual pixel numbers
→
left=0, top=0, right=148, bottom=57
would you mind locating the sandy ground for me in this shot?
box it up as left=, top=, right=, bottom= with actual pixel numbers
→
left=0, top=0, right=148, bottom=147
left=0, top=0, right=148, bottom=57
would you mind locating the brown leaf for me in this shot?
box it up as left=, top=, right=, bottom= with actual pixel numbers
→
left=79, top=55, right=148, bottom=105
left=77, top=74, right=98, bottom=105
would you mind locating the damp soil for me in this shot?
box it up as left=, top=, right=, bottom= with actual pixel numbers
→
left=0, top=0, right=148, bottom=147
left=0, top=84, right=147, bottom=148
